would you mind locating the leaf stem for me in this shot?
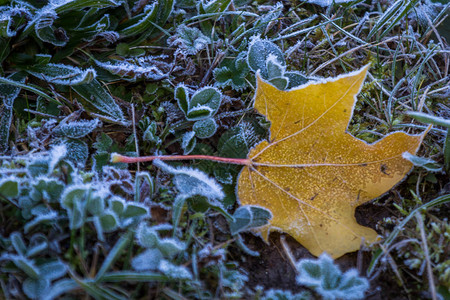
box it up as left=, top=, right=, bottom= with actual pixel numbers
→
left=111, top=153, right=251, bottom=166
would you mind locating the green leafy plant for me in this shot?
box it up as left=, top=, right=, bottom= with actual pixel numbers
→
left=296, top=253, right=369, bottom=300
left=247, top=37, right=308, bottom=89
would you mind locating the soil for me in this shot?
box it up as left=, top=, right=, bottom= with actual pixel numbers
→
left=233, top=201, right=410, bottom=299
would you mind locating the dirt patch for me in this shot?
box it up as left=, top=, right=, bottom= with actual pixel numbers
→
left=233, top=201, right=409, bottom=299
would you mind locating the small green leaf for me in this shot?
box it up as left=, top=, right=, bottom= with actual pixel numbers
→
left=285, top=72, right=308, bottom=89
left=60, top=186, right=89, bottom=210
left=23, top=278, right=50, bottom=299
left=229, top=206, right=271, bottom=235
left=143, top=121, right=161, bottom=144
left=27, top=64, right=96, bottom=86
left=86, top=195, right=105, bottom=216
left=268, top=76, right=289, bottom=90
left=266, top=57, right=285, bottom=78
left=186, top=106, right=213, bottom=121
left=193, top=117, right=217, bottom=139
left=62, top=139, right=89, bottom=168
left=39, top=260, right=67, bottom=281
left=53, top=119, right=101, bottom=139
left=116, top=43, right=130, bottom=56
left=175, top=84, right=189, bottom=115
left=171, top=24, right=210, bottom=55
left=181, top=131, right=196, bottom=155
left=100, top=211, right=119, bottom=232
left=158, top=239, right=185, bottom=258
left=296, top=253, right=369, bottom=300
left=27, top=159, right=50, bottom=177
left=69, top=202, right=86, bottom=229
left=136, top=223, right=159, bottom=248
left=214, top=52, right=250, bottom=91
left=0, top=72, right=25, bottom=153
left=189, top=87, right=221, bottom=116
left=109, top=197, right=125, bottom=216
left=10, top=232, right=27, bottom=256
left=402, top=152, right=442, bottom=172
left=131, top=248, right=163, bottom=271
left=198, top=0, right=232, bottom=14
left=41, top=279, right=79, bottom=300
left=247, top=38, right=284, bottom=78
left=218, top=124, right=259, bottom=159
left=122, top=203, right=148, bottom=219
left=35, top=22, right=68, bottom=47
left=72, top=80, right=125, bottom=122
left=12, top=255, right=41, bottom=279
left=0, top=178, right=20, bottom=198
left=229, top=206, right=251, bottom=235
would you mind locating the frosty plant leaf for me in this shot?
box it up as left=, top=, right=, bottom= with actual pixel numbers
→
left=295, top=253, right=369, bottom=299
left=169, top=24, right=211, bottom=55
left=27, top=63, right=97, bottom=85
left=112, top=65, right=429, bottom=258
left=237, top=65, right=429, bottom=258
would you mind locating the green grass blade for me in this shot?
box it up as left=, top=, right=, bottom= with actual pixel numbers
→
left=445, top=130, right=450, bottom=171
left=95, top=230, right=133, bottom=281
left=75, top=278, right=128, bottom=300
left=367, top=194, right=450, bottom=276
left=378, top=0, right=420, bottom=40
left=367, top=0, right=404, bottom=40
left=98, top=271, right=171, bottom=282
left=407, top=111, right=450, bottom=128
left=0, top=77, right=57, bottom=104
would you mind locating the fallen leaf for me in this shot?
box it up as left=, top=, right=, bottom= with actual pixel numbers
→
left=237, top=65, right=428, bottom=258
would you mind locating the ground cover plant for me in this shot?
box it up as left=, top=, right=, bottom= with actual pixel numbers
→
left=0, top=0, right=449, bottom=299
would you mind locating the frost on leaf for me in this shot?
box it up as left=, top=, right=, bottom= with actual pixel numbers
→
left=261, top=289, right=311, bottom=300
left=304, top=0, right=357, bottom=6
left=34, top=10, right=69, bottom=46
left=218, top=121, right=261, bottom=159
left=62, top=139, right=89, bottom=168
left=0, top=73, right=25, bottom=153
left=131, top=248, right=163, bottom=271
left=0, top=5, right=32, bottom=37
left=96, top=55, right=172, bottom=81
left=247, top=36, right=285, bottom=79
left=248, top=3, right=283, bottom=35
left=296, top=253, right=369, bottom=300
left=214, top=52, right=250, bottom=91
left=237, top=65, right=429, bottom=258
left=72, top=80, right=125, bottom=122
left=229, top=205, right=272, bottom=235
left=193, top=117, right=217, bottom=139
left=53, top=119, right=101, bottom=139
left=158, top=259, right=192, bottom=280
left=175, top=85, right=222, bottom=121
left=154, top=160, right=224, bottom=203
left=168, top=24, right=211, bottom=56
left=181, top=131, right=196, bottom=155
left=27, top=63, right=97, bottom=85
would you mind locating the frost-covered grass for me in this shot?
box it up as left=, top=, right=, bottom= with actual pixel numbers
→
left=0, top=0, right=449, bottom=299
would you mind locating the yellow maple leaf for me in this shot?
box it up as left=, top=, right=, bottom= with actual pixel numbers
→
left=237, top=65, right=428, bottom=258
